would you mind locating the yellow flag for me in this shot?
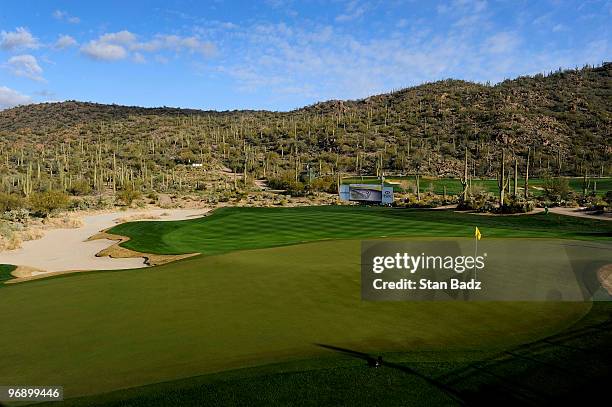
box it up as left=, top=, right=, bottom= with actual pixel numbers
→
left=475, top=227, right=482, bottom=240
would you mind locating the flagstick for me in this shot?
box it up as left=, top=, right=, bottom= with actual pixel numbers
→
left=474, top=235, right=478, bottom=280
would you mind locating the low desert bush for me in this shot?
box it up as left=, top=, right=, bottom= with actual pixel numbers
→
left=29, top=191, right=70, bottom=217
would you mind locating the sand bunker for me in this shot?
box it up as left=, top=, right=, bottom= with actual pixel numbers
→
left=0, top=208, right=209, bottom=282
left=597, top=264, right=612, bottom=295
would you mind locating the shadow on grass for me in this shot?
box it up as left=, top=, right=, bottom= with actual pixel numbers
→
left=316, top=303, right=612, bottom=406
left=25, top=304, right=612, bottom=407
left=315, top=343, right=466, bottom=404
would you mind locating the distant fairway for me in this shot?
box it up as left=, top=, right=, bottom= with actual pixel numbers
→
left=1, top=207, right=610, bottom=404
left=342, top=176, right=612, bottom=196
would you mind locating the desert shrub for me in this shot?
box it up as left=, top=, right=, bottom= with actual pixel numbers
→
left=28, top=191, right=70, bottom=217
left=268, top=173, right=307, bottom=196
left=0, top=220, right=14, bottom=238
left=396, top=192, right=451, bottom=208
left=542, top=176, right=572, bottom=202
left=310, top=176, right=337, bottom=193
left=500, top=197, right=535, bottom=214
left=67, top=180, right=92, bottom=196
left=457, top=191, right=497, bottom=212
left=399, top=180, right=413, bottom=193
left=0, top=193, right=25, bottom=213
left=116, top=186, right=142, bottom=206
left=70, top=197, right=104, bottom=211
left=1, top=208, right=31, bottom=222
left=94, top=195, right=114, bottom=209
left=583, top=195, right=609, bottom=212
left=70, top=198, right=89, bottom=211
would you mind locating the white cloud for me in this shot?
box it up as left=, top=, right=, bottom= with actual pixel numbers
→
left=55, top=34, right=77, bottom=49
left=80, top=30, right=217, bottom=62
left=484, top=32, right=521, bottom=54
left=397, top=19, right=409, bottom=28
left=99, top=30, right=137, bottom=45
left=0, top=27, right=39, bottom=50
left=154, top=55, right=169, bottom=64
left=134, top=34, right=217, bottom=57
left=213, top=20, right=543, bottom=103
left=80, top=30, right=137, bottom=60
left=438, top=0, right=487, bottom=14
left=81, top=41, right=127, bottom=60
left=335, top=1, right=367, bottom=22
left=552, top=24, right=567, bottom=32
left=6, top=54, right=44, bottom=81
left=0, top=86, right=31, bottom=110
left=52, top=10, right=80, bottom=24
left=132, top=52, right=146, bottom=63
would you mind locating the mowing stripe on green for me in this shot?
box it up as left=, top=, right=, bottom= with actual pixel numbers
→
left=108, top=206, right=612, bottom=256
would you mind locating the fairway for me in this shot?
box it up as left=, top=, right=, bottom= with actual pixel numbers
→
left=1, top=207, right=610, bottom=404
left=108, top=206, right=612, bottom=255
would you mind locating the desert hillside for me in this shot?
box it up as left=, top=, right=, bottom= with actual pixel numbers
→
left=0, top=63, right=610, bottom=200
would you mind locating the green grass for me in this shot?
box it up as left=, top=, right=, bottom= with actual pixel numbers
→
left=342, top=176, right=612, bottom=196
left=0, top=264, right=16, bottom=283
left=2, top=207, right=610, bottom=405
left=37, top=301, right=612, bottom=406
left=108, top=206, right=612, bottom=255
left=0, top=239, right=594, bottom=402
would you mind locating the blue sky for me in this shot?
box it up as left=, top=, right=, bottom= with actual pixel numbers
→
left=0, top=0, right=609, bottom=111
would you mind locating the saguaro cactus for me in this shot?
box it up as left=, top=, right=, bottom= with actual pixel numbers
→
left=498, top=148, right=509, bottom=208
left=514, top=157, right=518, bottom=197
left=524, top=147, right=530, bottom=199
left=460, top=147, right=469, bottom=201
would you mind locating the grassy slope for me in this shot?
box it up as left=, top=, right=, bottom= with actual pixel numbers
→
left=0, top=239, right=592, bottom=401
left=40, top=302, right=612, bottom=406
left=342, top=176, right=612, bottom=196
left=108, top=206, right=612, bottom=255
